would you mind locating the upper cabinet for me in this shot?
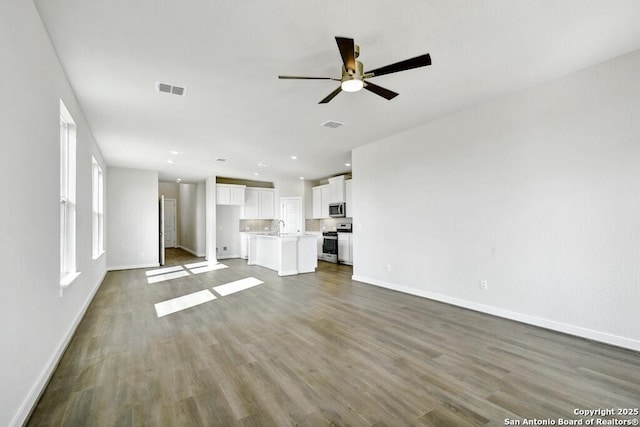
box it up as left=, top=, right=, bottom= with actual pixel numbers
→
left=312, top=184, right=330, bottom=219
left=328, top=175, right=345, bottom=203
left=259, top=189, right=275, bottom=219
left=217, top=184, right=245, bottom=205
left=242, top=188, right=275, bottom=219
left=345, top=179, right=353, bottom=218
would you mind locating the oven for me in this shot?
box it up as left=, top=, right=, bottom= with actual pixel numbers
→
left=321, top=231, right=338, bottom=263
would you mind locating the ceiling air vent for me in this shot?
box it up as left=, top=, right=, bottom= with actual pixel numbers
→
left=156, top=81, right=187, bottom=96
left=321, top=120, right=344, bottom=129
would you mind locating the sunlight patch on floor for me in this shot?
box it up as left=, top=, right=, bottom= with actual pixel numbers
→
left=154, top=289, right=217, bottom=317
left=213, top=277, right=264, bottom=297
left=145, top=265, right=184, bottom=276
left=190, top=263, right=228, bottom=275
left=184, top=261, right=210, bottom=269
left=147, top=270, right=190, bottom=284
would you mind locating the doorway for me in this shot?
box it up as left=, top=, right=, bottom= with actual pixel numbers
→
left=280, top=197, right=303, bottom=234
left=164, top=198, right=177, bottom=248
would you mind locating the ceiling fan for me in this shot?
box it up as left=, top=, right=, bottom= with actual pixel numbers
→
left=278, top=36, right=431, bottom=104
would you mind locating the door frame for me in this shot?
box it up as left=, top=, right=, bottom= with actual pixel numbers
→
left=280, top=196, right=303, bottom=235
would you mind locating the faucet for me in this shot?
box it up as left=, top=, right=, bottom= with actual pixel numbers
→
left=276, top=220, right=285, bottom=235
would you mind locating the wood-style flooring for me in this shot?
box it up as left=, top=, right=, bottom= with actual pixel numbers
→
left=28, top=249, right=640, bottom=426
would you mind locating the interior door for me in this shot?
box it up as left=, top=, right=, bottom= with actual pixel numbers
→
left=159, top=195, right=165, bottom=266
left=281, top=197, right=302, bottom=235
left=163, top=198, right=177, bottom=248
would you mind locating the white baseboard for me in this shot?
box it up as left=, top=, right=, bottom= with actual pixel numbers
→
left=352, top=275, right=640, bottom=352
left=178, top=246, right=206, bottom=257
left=217, top=253, right=240, bottom=260
left=107, top=262, right=159, bottom=271
left=278, top=269, right=299, bottom=276
left=12, top=269, right=107, bottom=427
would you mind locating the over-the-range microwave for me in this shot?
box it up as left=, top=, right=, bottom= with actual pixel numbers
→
left=329, top=202, right=346, bottom=218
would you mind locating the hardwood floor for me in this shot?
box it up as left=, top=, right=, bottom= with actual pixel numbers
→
left=29, top=249, right=640, bottom=426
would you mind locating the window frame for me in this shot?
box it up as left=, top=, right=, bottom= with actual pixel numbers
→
left=92, top=156, right=105, bottom=259
left=60, top=100, right=80, bottom=289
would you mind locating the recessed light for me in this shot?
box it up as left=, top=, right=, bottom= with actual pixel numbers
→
left=170, top=150, right=179, bottom=155
left=166, top=159, right=175, bottom=164
left=299, top=176, right=305, bottom=180
left=345, top=162, right=351, bottom=167
left=257, top=162, right=269, bottom=167
left=253, top=172, right=260, bottom=176
left=290, top=155, right=298, bottom=160
left=176, top=178, right=182, bottom=183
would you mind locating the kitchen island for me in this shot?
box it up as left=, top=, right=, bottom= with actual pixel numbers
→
left=247, top=234, right=317, bottom=276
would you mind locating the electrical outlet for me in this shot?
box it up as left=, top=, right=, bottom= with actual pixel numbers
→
left=386, top=264, right=392, bottom=272
left=223, top=246, right=227, bottom=251
left=480, top=280, right=488, bottom=290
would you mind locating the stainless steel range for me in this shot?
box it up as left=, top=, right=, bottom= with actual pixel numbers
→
left=320, top=231, right=338, bottom=263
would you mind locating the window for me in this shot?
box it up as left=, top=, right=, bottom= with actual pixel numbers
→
left=60, top=100, right=79, bottom=287
left=92, top=156, right=104, bottom=258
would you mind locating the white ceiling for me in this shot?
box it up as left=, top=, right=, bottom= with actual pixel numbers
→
left=34, top=0, right=640, bottom=183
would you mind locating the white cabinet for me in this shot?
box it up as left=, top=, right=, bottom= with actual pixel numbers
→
left=239, top=232, right=248, bottom=259
left=316, top=234, right=323, bottom=259
left=242, top=188, right=275, bottom=219
left=328, top=175, right=345, bottom=203
left=217, top=184, right=245, bottom=205
left=243, top=188, right=259, bottom=218
left=345, top=179, right=353, bottom=218
left=312, top=186, right=322, bottom=219
left=259, top=189, right=275, bottom=219
left=312, top=184, right=330, bottom=219
left=338, top=233, right=353, bottom=265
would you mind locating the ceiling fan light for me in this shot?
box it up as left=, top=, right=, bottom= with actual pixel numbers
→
left=341, top=78, right=364, bottom=92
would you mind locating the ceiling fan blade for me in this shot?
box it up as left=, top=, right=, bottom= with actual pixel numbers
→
left=365, top=53, right=432, bottom=77
left=278, top=75, right=335, bottom=80
left=335, top=37, right=356, bottom=73
left=319, top=86, right=342, bottom=104
left=363, top=81, right=399, bottom=100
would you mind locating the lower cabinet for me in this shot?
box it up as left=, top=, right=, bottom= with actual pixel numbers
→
left=240, top=232, right=248, bottom=259
left=316, top=234, right=323, bottom=259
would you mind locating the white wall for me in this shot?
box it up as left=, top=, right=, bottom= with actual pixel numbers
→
left=353, top=49, right=640, bottom=351
left=107, top=168, right=159, bottom=269
left=303, top=180, right=315, bottom=218
left=205, top=177, right=217, bottom=261
left=216, top=205, right=241, bottom=258
left=0, top=1, right=107, bottom=425
left=158, top=181, right=179, bottom=200
left=196, top=181, right=206, bottom=255
left=179, top=183, right=197, bottom=255
left=275, top=179, right=305, bottom=219
left=178, top=182, right=206, bottom=257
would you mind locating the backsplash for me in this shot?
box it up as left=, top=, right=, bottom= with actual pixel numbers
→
left=239, top=219, right=278, bottom=232
left=306, top=217, right=352, bottom=232
left=240, top=218, right=352, bottom=233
